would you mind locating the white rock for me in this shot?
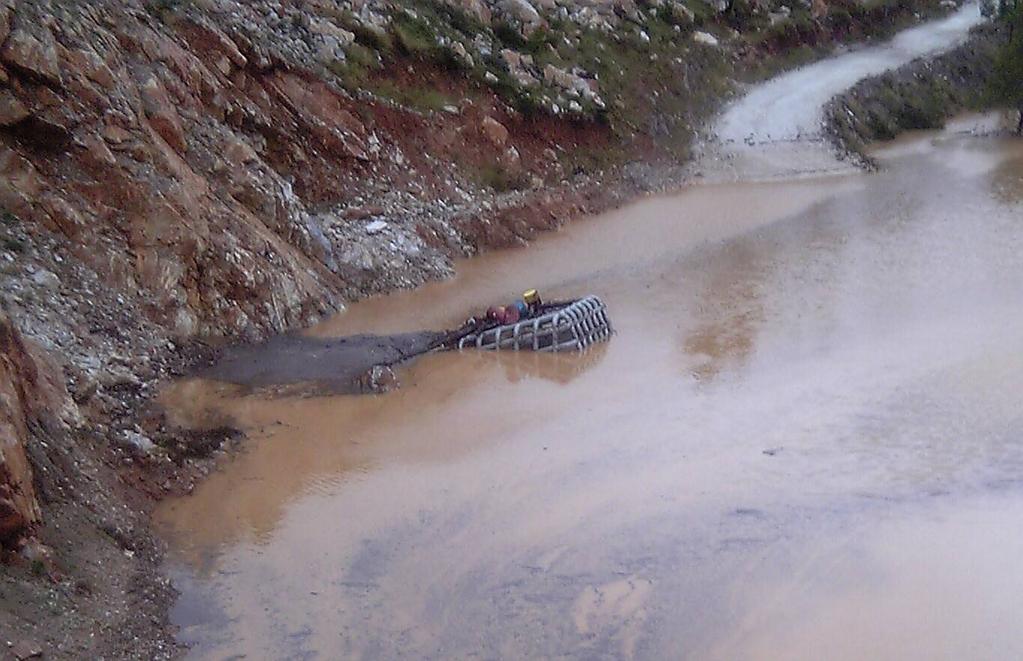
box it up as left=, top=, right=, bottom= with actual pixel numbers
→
left=31, top=269, right=60, bottom=290
left=693, top=31, right=719, bottom=47
left=451, top=41, right=475, bottom=69
left=365, top=220, right=388, bottom=235
left=499, top=0, right=542, bottom=27
left=123, top=431, right=157, bottom=455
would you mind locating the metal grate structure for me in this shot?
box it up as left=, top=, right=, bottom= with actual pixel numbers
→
left=455, top=295, right=613, bottom=352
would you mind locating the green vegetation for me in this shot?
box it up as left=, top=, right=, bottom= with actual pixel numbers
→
left=143, top=0, right=192, bottom=21
left=477, top=162, right=531, bottom=192
left=392, top=12, right=440, bottom=56
left=315, top=0, right=963, bottom=176
left=0, top=210, right=25, bottom=254
left=370, top=80, right=454, bottom=112
left=987, top=1, right=1023, bottom=132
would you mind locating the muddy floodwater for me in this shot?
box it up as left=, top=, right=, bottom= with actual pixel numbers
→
left=155, top=124, right=1023, bottom=658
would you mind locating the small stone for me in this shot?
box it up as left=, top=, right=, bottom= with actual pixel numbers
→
left=99, top=366, right=140, bottom=390
left=362, top=364, right=398, bottom=393
left=71, top=373, right=99, bottom=404
left=10, top=639, right=43, bottom=660
left=121, top=431, right=156, bottom=455
left=102, top=124, right=131, bottom=144
left=365, top=220, right=388, bottom=235
left=30, top=269, right=59, bottom=290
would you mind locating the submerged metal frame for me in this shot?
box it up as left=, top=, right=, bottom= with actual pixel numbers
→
left=455, top=295, right=613, bottom=352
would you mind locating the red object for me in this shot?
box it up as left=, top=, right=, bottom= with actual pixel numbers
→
left=486, top=304, right=521, bottom=325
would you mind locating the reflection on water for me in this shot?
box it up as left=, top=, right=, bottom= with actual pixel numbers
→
left=490, top=344, right=608, bottom=384
left=157, top=345, right=610, bottom=562
left=683, top=241, right=770, bottom=382
left=707, top=493, right=1023, bottom=661
left=157, top=132, right=1023, bottom=659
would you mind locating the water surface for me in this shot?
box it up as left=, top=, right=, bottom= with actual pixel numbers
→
left=157, top=130, right=1023, bottom=658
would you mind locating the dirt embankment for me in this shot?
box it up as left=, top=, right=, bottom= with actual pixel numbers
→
left=0, top=0, right=961, bottom=656
left=825, top=22, right=1005, bottom=159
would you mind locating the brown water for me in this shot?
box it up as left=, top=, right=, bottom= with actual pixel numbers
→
left=156, top=129, right=1023, bottom=659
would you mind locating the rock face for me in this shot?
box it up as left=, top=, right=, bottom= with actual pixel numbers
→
left=0, top=312, right=49, bottom=546
left=0, top=0, right=610, bottom=342
left=1, top=26, right=61, bottom=85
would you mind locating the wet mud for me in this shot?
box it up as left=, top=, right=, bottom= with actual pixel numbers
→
left=199, top=331, right=441, bottom=394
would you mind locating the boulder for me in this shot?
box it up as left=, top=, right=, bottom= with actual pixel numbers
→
left=40, top=192, right=88, bottom=237
left=499, top=0, right=543, bottom=34
left=693, top=31, right=719, bottom=47
left=769, top=5, right=791, bottom=24
left=139, top=73, right=188, bottom=154
left=667, top=1, right=695, bottom=25
left=0, top=148, right=46, bottom=222
left=0, top=313, right=45, bottom=547
left=359, top=364, right=399, bottom=393
left=30, top=268, right=60, bottom=291
left=451, top=41, right=474, bottom=69
left=542, top=64, right=603, bottom=106
left=0, top=89, right=29, bottom=125
left=500, top=49, right=539, bottom=87
left=309, top=18, right=355, bottom=65
left=442, top=0, right=492, bottom=25
left=120, top=430, right=157, bottom=456
left=0, top=4, right=11, bottom=46
left=1, top=26, right=61, bottom=85
left=480, top=116, right=509, bottom=147
left=64, top=47, right=117, bottom=91
left=365, top=219, right=388, bottom=235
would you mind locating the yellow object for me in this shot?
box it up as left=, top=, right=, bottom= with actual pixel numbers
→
left=523, top=289, right=540, bottom=305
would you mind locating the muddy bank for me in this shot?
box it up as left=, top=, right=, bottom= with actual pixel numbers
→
left=824, top=23, right=1004, bottom=159
left=203, top=331, right=441, bottom=394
